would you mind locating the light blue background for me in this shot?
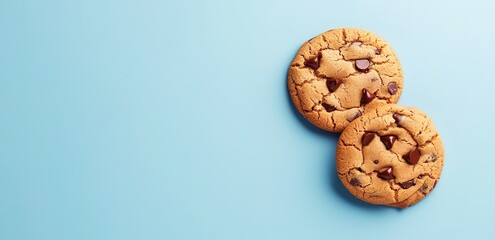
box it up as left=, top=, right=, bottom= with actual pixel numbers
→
left=0, top=0, right=493, bottom=239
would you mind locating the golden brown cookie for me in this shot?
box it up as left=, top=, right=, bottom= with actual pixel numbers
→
left=336, top=104, right=444, bottom=208
left=288, top=28, right=403, bottom=132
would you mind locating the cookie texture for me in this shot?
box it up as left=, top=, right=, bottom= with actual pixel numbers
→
left=336, top=104, right=444, bottom=208
left=288, top=28, right=403, bottom=132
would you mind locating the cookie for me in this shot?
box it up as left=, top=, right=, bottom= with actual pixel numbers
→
left=336, top=104, right=444, bottom=208
left=288, top=28, right=403, bottom=132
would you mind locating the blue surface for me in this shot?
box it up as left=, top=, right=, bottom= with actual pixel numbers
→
left=0, top=0, right=493, bottom=239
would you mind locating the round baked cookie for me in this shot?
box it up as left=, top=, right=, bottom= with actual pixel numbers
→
left=288, top=28, right=403, bottom=132
left=336, top=104, right=444, bottom=208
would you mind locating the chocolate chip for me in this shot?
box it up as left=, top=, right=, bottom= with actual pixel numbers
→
left=361, top=132, right=375, bottom=146
left=426, top=154, right=437, bottom=162
left=326, top=79, right=341, bottom=93
left=355, top=59, right=370, bottom=72
left=360, top=89, right=375, bottom=105
left=350, top=178, right=361, bottom=186
left=387, top=82, right=398, bottom=95
left=321, top=103, right=336, bottom=112
left=380, top=135, right=397, bottom=150
left=346, top=110, right=362, bottom=122
left=377, top=167, right=394, bottom=180
left=419, top=184, right=428, bottom=193
left=398, top=180, right=415, bottom=189
left=373, top=160, right=379, bottom=164
left=393, top=113, right=406, bottom=126
left=375, top=48, right=381, bottom=55
left=304, top=56, right=320, bottom=70
left=403, top=149, right=421, bottom=164
left=432, top=180, right=438, bottom=189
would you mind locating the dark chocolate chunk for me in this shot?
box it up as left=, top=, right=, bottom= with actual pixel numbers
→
left=380, top=135, right=397, bottom=150
left=375, top=48, right=381, bottom=55
left=346, top=110, right=362, bottom=122
left=350, top=178, right=361, bottom=186
left=321, top=103, right=336, bottom=112
left=387, top=82, right=398, bottom=95
left=419, top=184, right=429, bottom=193
left=304, top=56, right=320, bottom=70
left=403, top=149, right=421, bottom=164
left=398, top=180, right=415, bottom=189
left=393, top=113, right=405, bottom=126
left=377, top=167, right=394, bottom=180
left=432, top=180, right=438, bottom=189
left=361, top=132, right=375, bottom=146
left=426, top=154, right=437, bottom=162
left=355, top=59, right=370, bottom=72
left=326, top=79, right=341, bottom=93
left=373, top=160, right=379, bottom=164
left=360, top=89, right=375, bottom=105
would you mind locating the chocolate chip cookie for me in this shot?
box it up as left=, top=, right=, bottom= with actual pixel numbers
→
left=336, top=104, right=444, bottom=208
left=288, top=28, right=403, bottom=132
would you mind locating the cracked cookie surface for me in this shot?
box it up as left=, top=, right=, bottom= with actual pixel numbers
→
left=288, top=28, right=403, bottom=132
left=336, top=104, right=444, bottom=208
